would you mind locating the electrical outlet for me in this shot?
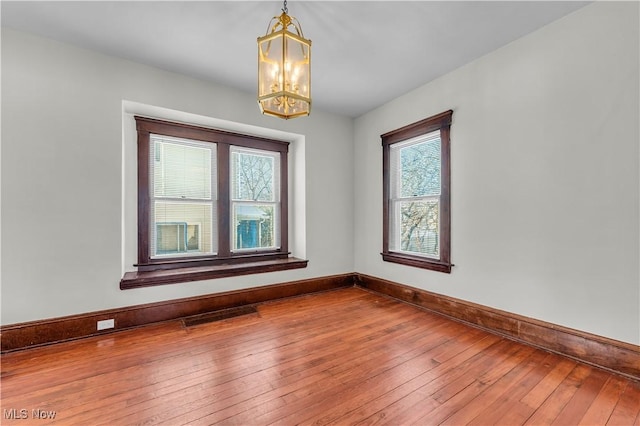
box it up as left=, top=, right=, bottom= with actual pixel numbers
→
left=97, top=319, right=115, bottom=331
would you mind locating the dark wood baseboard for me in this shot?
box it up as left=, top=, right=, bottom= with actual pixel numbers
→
left=355, top=273, right=640, bottom=381
left=3, top=271, right=638, bottom=381
left=0, top=273, right=355, bottom=353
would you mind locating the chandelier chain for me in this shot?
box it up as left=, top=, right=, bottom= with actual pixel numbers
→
left=282, top=0, right=288, bottom=14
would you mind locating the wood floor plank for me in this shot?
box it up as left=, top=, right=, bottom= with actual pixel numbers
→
left=100, top=293, right=440, bottom=425
left=520, top=355, right=577, bottom=409
left=330, top=329, right=491, bottom=425
left=13, top=292, right=384, bottom=420
left=524, top=364, right=593, bottom=425
left=441, top=349, right=552, bottom=425
left=579, top=376, right=628, bottom=425
left=552, top=367, right=610, bottom=425
left=52, top=292, right=411, bottom=425
left=183, top=312, right=457, bottom=425
left=275, top=327, right=477, bottom=425
left=1, top=287, right=638, bottom=426
left=608, top=380, right=640, bottom=425
left=354, top=337, right=514, bottom=426
left=409, top=343, right=537, bottom=425
left=469, top=352, right=561, bottom=425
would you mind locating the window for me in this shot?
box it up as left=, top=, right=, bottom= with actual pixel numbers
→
left=231, top=146, right=280, bottom=251
left=120, top=116, right=306, bottom=289
left=151, top=135, right=215, bottom=258
left=381, top=110, right=453, bottom=273
left=156, top=222, right=201, bottom=254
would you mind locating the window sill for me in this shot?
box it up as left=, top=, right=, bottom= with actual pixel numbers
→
left=120, top=257, right=308, bottom=289
left=381, top=252, right=452, bottom=273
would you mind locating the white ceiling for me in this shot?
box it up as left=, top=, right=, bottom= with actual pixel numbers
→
left=1, top=1, right=589, bottom=118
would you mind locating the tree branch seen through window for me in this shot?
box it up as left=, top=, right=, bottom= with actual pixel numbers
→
left=119, top=116, right=307, bottom=289
left=382, top=110, right=453, bottom=273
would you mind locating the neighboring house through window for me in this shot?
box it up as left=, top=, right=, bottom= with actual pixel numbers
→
left=381, top=110, right=453, bottom=273
left=120, top=116, right=306, bottom=289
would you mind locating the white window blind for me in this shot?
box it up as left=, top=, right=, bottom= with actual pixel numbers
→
left=150, top=135, right=217, bottom=257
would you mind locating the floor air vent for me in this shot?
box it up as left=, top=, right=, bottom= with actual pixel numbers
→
left=182, top=306, right=258, bottom=327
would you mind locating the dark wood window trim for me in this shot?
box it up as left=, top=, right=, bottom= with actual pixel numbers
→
left=120, top=257, right=308, bottom=289
left=121, top=116, right=306, bottom=289
left=381, top=110, right=453, bottom=273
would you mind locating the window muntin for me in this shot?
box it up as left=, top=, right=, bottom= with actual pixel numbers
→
left=382, top=110, right=452, bottom=273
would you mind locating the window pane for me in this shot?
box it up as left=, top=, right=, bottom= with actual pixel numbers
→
left=153, top=138, right=213, bottom=200
left=231, top=149, right=277, bottom=202
left=233, top=204, right=276, bottom=250
left=153, top=201, right=215, bottom=256
left=397, top=133, right=441, bottom=198
left=157, top=223, right=193, bottom=254
left=396, top=200, right=439, bottom=257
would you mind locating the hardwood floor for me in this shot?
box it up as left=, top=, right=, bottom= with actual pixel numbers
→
left=1, top=287, right=638, bottom=425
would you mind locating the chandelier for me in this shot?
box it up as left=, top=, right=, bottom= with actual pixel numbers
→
left=257, top=0, right=311, bottom=119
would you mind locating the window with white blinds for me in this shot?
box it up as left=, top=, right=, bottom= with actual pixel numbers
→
left=150, top=135, right=217, bottom=257
left=382, top=110, right=453, bottom=273
left=133, top=116, right=292, bottom=278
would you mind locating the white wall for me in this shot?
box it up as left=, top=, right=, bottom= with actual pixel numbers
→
left=354, top=2, right=639, bottom=345
left=1, top=28, right=354, bottom=324
left=3, top=1, right=639, bottom=346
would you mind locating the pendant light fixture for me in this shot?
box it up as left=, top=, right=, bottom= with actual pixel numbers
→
left=257, top=0, right=311, bottom=119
